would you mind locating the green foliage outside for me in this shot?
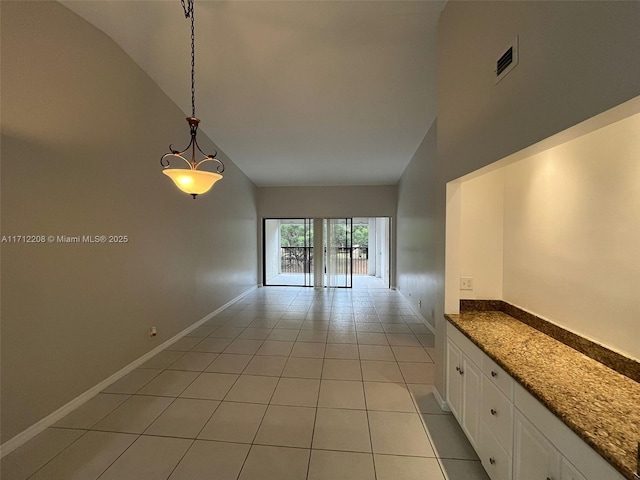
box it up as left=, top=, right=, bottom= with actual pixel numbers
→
left=280, top=224, right=369, bottom=247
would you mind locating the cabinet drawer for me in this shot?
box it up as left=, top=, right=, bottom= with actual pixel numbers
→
left=479, top=423, right=512, bottom=480
left=481, top=376, right=514, bottom=455
left=481, top=354, right=514, bottom=400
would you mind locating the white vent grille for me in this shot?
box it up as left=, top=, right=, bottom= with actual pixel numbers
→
left=495, top=36, right=519, bottom=84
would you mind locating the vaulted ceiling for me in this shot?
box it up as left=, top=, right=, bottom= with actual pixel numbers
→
left=63, top=1, right=444, bottom=186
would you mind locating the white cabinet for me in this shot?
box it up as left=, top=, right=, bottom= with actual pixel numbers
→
left=561, top=458, right=587, bottom=480
left=446, top=325, right=483, bottom=449
left=514, top=411, right=561, bottom=480
left=446, top=339, right=463, bottom=419
left=481, top=375, right=513, bottom=455
left=461, top=355, right=481, bottom=448
left=445, top=320, right=624, bottom=480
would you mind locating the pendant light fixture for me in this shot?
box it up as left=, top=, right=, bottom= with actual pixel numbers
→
left=160, top=0, right=224, bottom=199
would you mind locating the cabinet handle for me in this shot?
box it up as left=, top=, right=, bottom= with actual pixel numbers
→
left=455, top=366, right=460, bottom=372
left=491, top=371, right=497, bottom=377
left=489, top=457, right=496, bottom=465
left=546, top=478, right=553, bottom=480
left=490, top=408, right=497, bottom=415
left=459, top=369, right=464, bottom=375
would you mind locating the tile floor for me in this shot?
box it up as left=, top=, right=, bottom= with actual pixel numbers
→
left=1, top=287, right=490, bottom=480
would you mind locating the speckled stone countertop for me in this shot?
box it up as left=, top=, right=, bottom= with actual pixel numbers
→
left=446, top=311, right=640, bottom=480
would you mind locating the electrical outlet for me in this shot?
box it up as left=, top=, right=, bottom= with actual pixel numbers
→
left=460, top=277, right=474, bottom=290
left=418, top=300, right=422, bottom=308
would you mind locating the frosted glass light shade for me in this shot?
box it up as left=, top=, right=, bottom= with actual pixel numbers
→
left=163, top=168, right=223, bottom=196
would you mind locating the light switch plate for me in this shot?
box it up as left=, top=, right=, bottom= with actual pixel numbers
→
left=460, top=277, right=474, bottom=290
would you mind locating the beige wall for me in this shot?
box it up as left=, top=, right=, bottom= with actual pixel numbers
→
left=396, top=121, right=440, bottom=328
left=258, top=185, right=397, bottom=219
left=1, top=2, right=257, bottom=442
left=396, top=0, right=640, bottom=396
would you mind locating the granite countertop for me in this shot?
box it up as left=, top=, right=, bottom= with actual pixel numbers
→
left=446, top=311, right=640, bottom=480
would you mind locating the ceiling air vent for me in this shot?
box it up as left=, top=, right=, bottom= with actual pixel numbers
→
left=495, top=36, right=519, bottom=84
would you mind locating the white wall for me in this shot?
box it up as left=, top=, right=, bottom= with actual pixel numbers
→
left=502, top=112, right=640, bottom=361
left=459, top=169, right=505, bottom=300
left=1, top=2, right=257, bottom=443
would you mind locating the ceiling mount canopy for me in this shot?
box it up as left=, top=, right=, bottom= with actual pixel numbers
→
left=160, top=0, right=224, bottom=199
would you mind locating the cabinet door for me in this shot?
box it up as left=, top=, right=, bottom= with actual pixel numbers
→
left=446, top=339, right=463, bottom=420
left=561, top=458, right=587, bottom=480
left=461, top=355, right=481, bottom=448
left=514, top=411, right=561, bottom=480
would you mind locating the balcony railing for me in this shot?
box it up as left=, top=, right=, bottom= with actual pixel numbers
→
left=280, top=246, right=368, bottom=275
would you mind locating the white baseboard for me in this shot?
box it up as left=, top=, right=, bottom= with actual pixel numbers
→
left=432, top=386, right=450, bottom=411
left=396, top=289, right=436, bottom=334
left=0, top=285, right=258, bottom=458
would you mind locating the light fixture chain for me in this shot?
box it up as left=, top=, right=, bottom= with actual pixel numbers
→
left=180, top=0, right=196, bottom=117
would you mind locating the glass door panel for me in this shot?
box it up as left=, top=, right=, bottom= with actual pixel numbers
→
left=264, top=218, right=313, bottom=286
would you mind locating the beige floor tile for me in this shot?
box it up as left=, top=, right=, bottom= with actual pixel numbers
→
left=358, top=345, right=395, bottom=361
left=296, top=330, right=328, bottom=342
left=239, top=445, right=309, bottom=480
left=291, top=342, right=326, bottom=358
left=324, top=343, right=359, bottom=359
left=141, top=350, right=185, bottom=369
left=198, top=402, right=267, bottom=443
left=144, top=398, right=219, bottom=438
left=399, top=362, right=435, bottom=384
left=386, top=333, right=421, bottom=346
left=392, top=346, right=432, bottom=363
left=407, top=384, right=450, bottom=415
left=418, top=334, right=436, bottom=348
left=92, top=395, right=173, bottom=433
left=330, top=323, right=356, bottom=332
left=186, top=326, right=219, bottom=338
left=54, top=393, right=130, bottom=429
left=271, top=377, right=320, bottom=407
left=267, top=329, right=299, bottom=341
left=169, top=440, right=250, bottom=480
left=440, top=459, right=490, bottom=480
left=205, top=354, right=252, bottom=374
left=356, top=323, right=385, bottom=333
left=254, top=405, right=316, bottom=447
left=318, top=380, right=366, bottom=410
left=275, top=320, right=304, bottom=329
left=326, top=331, right=357, bottom=344
left=102, top=368, right=162, bottom=394
left=368, top=411, right=434, bottom=457
left=98, top=435, right=192, bottom=480
left=243, top=355, right=287, bottom=376
left=29, top=431, right=137, bottom=480
left=308, top=450, right=375, bottom=480
left=225, top=375, right=278, bottom=403
left=364, top=382, right=416, bottom=412
left=168, top=352, right=217, bottom=372
left=192, top=337, right=234, bottom=353
left=167, top=336, right=202, bottom=352
left=239, top=328, right=272, bottom=340
left=356, top=332, right=389, bottom=345
left=180, top=373, right=238, bottom=400
left=223, top=339, right=264, bottom=355
left=322, top=359, right=362, bottom=380
left=360, top=361, right=404, bottom=383
left=374, top=455, right=445, bottom=480
left=382, top=324, right=413, bottom=334
left=209, top=326, right=245, bottom=338
left=137, top=370, right=200, bottom=397
left=0, top=428, right=85, bottom=480
left=312, top=408, right=371, bottom=453
left=282, top=357, right=323, bottom=379
left=256, top=340, right=294, bottom=356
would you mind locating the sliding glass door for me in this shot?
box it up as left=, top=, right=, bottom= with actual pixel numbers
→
left=325, top=218, right=352, bottom=288
left=263, top=218, right=313, bottom=286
